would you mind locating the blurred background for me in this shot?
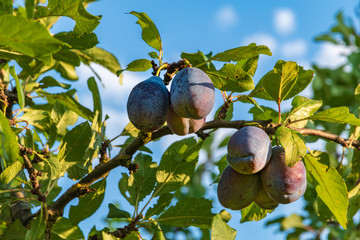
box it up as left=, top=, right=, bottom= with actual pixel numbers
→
left=35, top=0, right=360, bottom=239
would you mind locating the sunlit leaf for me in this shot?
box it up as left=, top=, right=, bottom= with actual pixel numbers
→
left=0, top=15, right=66, bottom=58
left=211, top=214, right=236, bottom=240
left=154, top=138, right=202, bottom=196
left=240, top=202, right=274, bottom=223
left=206, top=64, right=254, bottom=92
left=157, top=197, right=214, bottom=228
left=307, top=107, right=360, bottom=126
left=51, top=217, right=84, bottom=240
left=275, top=126, right=306, bottom=166
left=304, top=154, right=348, bottom=229
left=129, top=11, right=162, bottom=51
left=210, top=44, right=271, bottom=62
left=263, top=60, right=299, bottom=104
left=35, top=0, right=101, bottom=35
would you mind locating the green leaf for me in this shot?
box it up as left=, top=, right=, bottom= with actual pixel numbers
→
left=249, top=78, right=273, bottom=100
left=348, top=183, right=360, bottom=219
left=19, top=109, right=50, bottom=131
left=123, top=232, right=140, bottom=240
left=126, top=59, right=153, bottom=72
left=248, top=105, right=278, bottom=122
left=58, top=121, right=94, bottom=179
left=153, top=138, right=202, bottom=196
left=9, top=66, right=25, bottom=109
left=213, top=155, right=227, bottom=184
left=53, top=50, right=81, bottom=66
left=0, top=15, right=67, bottom=58
left=106, top=204, right=131, bottom=219
left=240, top=202, right=274, bottom=223
left=119, top=154, right=157, bottom=206
left=236, top=55, right=259, bottom=76
left=304, top=154, right=348, bottom=229
left=315, top=34, right=338, bottom=44
left=0, top=112, right=21, bottom=165
left=205, top=64, right=254, bottom=92
left=61, top=117, right=99, bottom=180
left=288, top=96, right=322, bottom=127
left=307, top=107, right=360, bottom=126
left=121, top=122, right=140, bottom=138
left=282, top=214, right=306, bottom=230
left=42, top=156, right=61, bottom=180
left=355, top=84, right=360, bottom=101
left=285, top=67, right=315, bottom=100
left=157, top=197, right=214, bottom=229
left=39, top=76, right=71, bottom=90
left=0, top=160, right=23, bottom=184
left=275, top=126, right=306, bottom=166
left=58, top=121, right=92, bottom=162
left=214, top=102, right=233, bottom=120
left=87, top=77, right=102, bottom=123
left=25, top=0, right=35, bottom=19
left=2, top=219, right=27, bottom=240
left=57, top=61, right=78, bottom=80
left=129, top=11, right=162, bottom=51
left=211, top=214, right=236, bottom=240
left=148, top=51, right=159, bottom=60
left=145, top=193, right=174, bottom=218
left=181, top=51, right=215, bottom=71
left=209, top=44, right=272, bottom=62
left=80, top=47, right=122, bottom=84
left=51, top=217, right=84, bottom=240
left=69, top=178, right=106, bottom=225
left=151, top=223, right=166, bottom=240
left=35, top=0, right=101, bottom=35
left=25, top=215, right=45, bottom=240
left=54, top=32, right=98, bottom=50
left=0, top=0, right=13, bottom=15
left=45, top=91, right=94, bottom=121
left=263, top=60, right=299, bottom=104
left=50, top=102, right=79, bottom=137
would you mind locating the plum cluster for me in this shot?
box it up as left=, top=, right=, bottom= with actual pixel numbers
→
left=217, top=126, right=307, bottom=210
left=127, top=68, right=215, bottom=134
left=167, top=67, right=215, bottom=135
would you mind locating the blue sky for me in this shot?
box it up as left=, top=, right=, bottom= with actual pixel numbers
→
left=48, top=0, right=359, bottom=239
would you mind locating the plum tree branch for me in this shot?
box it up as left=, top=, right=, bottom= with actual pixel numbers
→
left=47, top=119, right=360, bottom=219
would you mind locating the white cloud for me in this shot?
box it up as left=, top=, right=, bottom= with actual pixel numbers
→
left=274, top=8, right=295, bottom=35
left=281, top=39, right=307, bottom=57
left=243, top=33, right=277, bottom=53
left=314, top=43, right=351, bottom=68
left=215, top=5, right=238, bottom=28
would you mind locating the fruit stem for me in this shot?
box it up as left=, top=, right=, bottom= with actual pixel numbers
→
left=155, top=63, right=168, bottom=77
left=278, top=101, right=281, bottom=125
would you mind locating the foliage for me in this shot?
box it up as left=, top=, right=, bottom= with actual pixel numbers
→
left=0, top=1, right=359, bottom=240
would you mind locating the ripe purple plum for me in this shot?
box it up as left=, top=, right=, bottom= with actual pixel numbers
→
left=260, top=146, right=307, bottom=204
left=227, top=126, right=272, bottom=174
left=170, top=67, right=215, bottom=119
left=167, top=106, right=205, bottom=135
left=217, top=165, right=262, bottom=210
left=127, top=76, right=170, bottom=132
left=254, top=186, right=279, bottom=209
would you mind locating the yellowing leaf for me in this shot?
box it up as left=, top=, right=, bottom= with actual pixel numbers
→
left=304, top=154, right=348, bottom=229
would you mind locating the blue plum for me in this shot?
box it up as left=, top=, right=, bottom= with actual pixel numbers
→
left=260, top=146, right=307, bottom=204
left=127, top=76, right=170, bottom=132
left=254, top=185, right=279, bottom=209
left=227, top=126, right=272, bottom=174
left=167, top=106, right=205, bottom=135
left=217, top=165, right=262, bottom=210
left=170, top=68, right=215, bottom=119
